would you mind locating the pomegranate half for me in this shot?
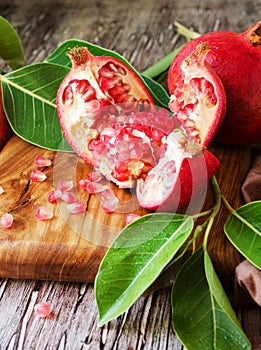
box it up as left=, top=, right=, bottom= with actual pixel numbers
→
left=168, top=20, right=261, bottom=145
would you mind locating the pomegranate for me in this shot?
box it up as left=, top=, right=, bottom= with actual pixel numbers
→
left=0, top=86, right=12, bottom=149
left=168, top=20, right=261, bottom=145
left=56, top=46, right=155, bottom=164
left=57, top=46, right=223, bottom=210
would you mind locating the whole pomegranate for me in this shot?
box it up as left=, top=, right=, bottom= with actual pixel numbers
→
left=0, top=86, right=12, bottom=149
left=57, top=45, right=224, bottom=210
left=168, top=20, right=261, bottom=145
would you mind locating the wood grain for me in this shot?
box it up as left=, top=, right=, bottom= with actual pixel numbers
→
left=0, top=1, right=260, bottom=349
left=0, top=135, right=251, bottom=286
left=0, top=135, right=150, bottom=282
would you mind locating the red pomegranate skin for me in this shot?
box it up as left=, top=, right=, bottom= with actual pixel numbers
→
left=168, top=20, right=261, bottom=145
left=0, top=87, right=12, bottom=149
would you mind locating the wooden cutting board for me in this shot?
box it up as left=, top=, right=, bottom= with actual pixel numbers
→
left=0, top=135, right=251, bottom=287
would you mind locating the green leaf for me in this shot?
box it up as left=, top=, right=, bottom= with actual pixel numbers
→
left=1, top=63, right=72, bottom=151
left=142, top=44, right=184, bottom=80
left=224, top=201, right=261, bottom=269
left=95, top=213, right=194, bottom=326
left=0, top=16, right=24, bottom=69
left=171, top=248, right=251, bottom=350
left=46, top=39, right=170, bottom=108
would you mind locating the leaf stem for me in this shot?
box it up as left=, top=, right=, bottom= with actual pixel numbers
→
left=174, top=21, right=201, bottom=41
left=142, top=45, right=184, bottom=80
left=202, top=176, right=222, bottom=248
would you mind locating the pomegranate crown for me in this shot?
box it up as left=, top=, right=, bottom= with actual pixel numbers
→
left=67, top=46, right=92, bottom=66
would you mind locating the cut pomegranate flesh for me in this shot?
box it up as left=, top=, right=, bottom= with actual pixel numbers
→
left=168, top=43, right=226, bottom=146
left=57, top=47, right=155, bottom=164
left=57, top=45, right=223, bottom=210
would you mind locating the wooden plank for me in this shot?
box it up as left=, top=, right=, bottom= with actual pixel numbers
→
left=0, top=1, right=260, bottom=349
left=0, top=135, right=150, bottom=281
left=0, top=133, right=252, bottom=286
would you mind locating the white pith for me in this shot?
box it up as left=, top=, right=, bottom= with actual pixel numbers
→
left=170, top=61, right=218, bottom=145
left=136, top=129, right=195, bottom=206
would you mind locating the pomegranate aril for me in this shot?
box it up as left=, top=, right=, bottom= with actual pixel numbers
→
left=34, top=302, right=52, bottom=318
left=57, top=180, right=74, bottom=192
left=101, top=189, right=119, bottom=213
left=0, top=213, right=13, bottom=228
left=125, top=213, right=141, bottom=225
left=66, top=201, right=85, bottom=214
left=34, top=155, right=52, bottom=167
left=62, top=85, right=74, bottom=105
left=98, top=77, right=115, bottom=90
left=36, top=206, right=53, bottom=221
left=60, top=191, right=78, bottom=203
left=48, top=189, right=62, bottom=203
left=87, top=171, right=103, bottom=183
left=30, top=169, right=47, bottom=182
left=85, top=182, right=108, bottom=194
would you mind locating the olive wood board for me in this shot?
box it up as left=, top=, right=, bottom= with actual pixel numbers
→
left=0, top=135, right=251, bottom=288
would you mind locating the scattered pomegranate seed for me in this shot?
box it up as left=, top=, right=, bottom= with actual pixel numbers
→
left=47, top=189, right=62, bottom=203
left=36, top=206, right=54, bottom=221
left=79, top=179, right=89, bottom=190
left=30, top=169, right=47, bottom=182
left=66, top=201, right=85, bottom=214
left=0, top=186, right=4, bottom=194
left=57, top=180, right=73, bottom=192
left=34, top=301, right=52, bottom=318
left=101, top=189, right=119, bottom=213
left=34, top=155, right=52, bottom=167
left=87, top=171, right=103, bottom=182
left=85, top=182, right=108, bottom=194
left=125, top=213, right=141, bottom=225
left=0, top=213, right=13, bottom=228
left=60, top=191, right=77, bottom=203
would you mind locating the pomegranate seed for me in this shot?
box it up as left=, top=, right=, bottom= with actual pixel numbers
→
left=34, top=155, right=52, bottom=167
left=36, top=206, right=54, bottom=221
left=47, top=189, right=62, bottom=203
left=87, top=171, right=103, bottom=183
left=101, top=189, right=119, bottom=213
left=66, top=201, right=85, bottom=214
left=57, top=180, right=73, bottom=192
left=85, top=182, right=108, bottom=194
left=60, top=191, right=77, bottom=203
left=79, top=179, right=89, bottom=190
left=0, top=213, right=13, bottom=228
left=125, top=213, right=141, bottom=225
left=30, top=169, right=47, bottom=182
left=0, top=186, right=4, bottom=194
left=34, top=302, right=52, bottom=318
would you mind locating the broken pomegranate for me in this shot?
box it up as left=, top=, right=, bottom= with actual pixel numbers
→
left=56, top=46, right=155, bottom=164
left=57, top=46, right=222, bottom=211
left=168, top=21, right=261, bottom=145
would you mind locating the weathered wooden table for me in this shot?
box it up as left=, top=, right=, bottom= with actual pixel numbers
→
left=0, top=1, right=260, bottom=349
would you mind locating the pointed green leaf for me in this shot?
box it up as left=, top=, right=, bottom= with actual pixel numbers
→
left=224, top=201, right=261, bottom=269
left=95, top=213, right=194, bottom=326
left=172, top=248, right=251, bottom=350
left=46, top=39, right=170, bottom=108
left=0, top=16, right=24, bottom=69
left=1, top=63, right=72, bottom=151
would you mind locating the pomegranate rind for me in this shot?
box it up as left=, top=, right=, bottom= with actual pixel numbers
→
left=168, top=43, right=227, bottom=147
left=168, top=21, right=261, bottom=145
left=136, top=149, right=220, bottom=211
